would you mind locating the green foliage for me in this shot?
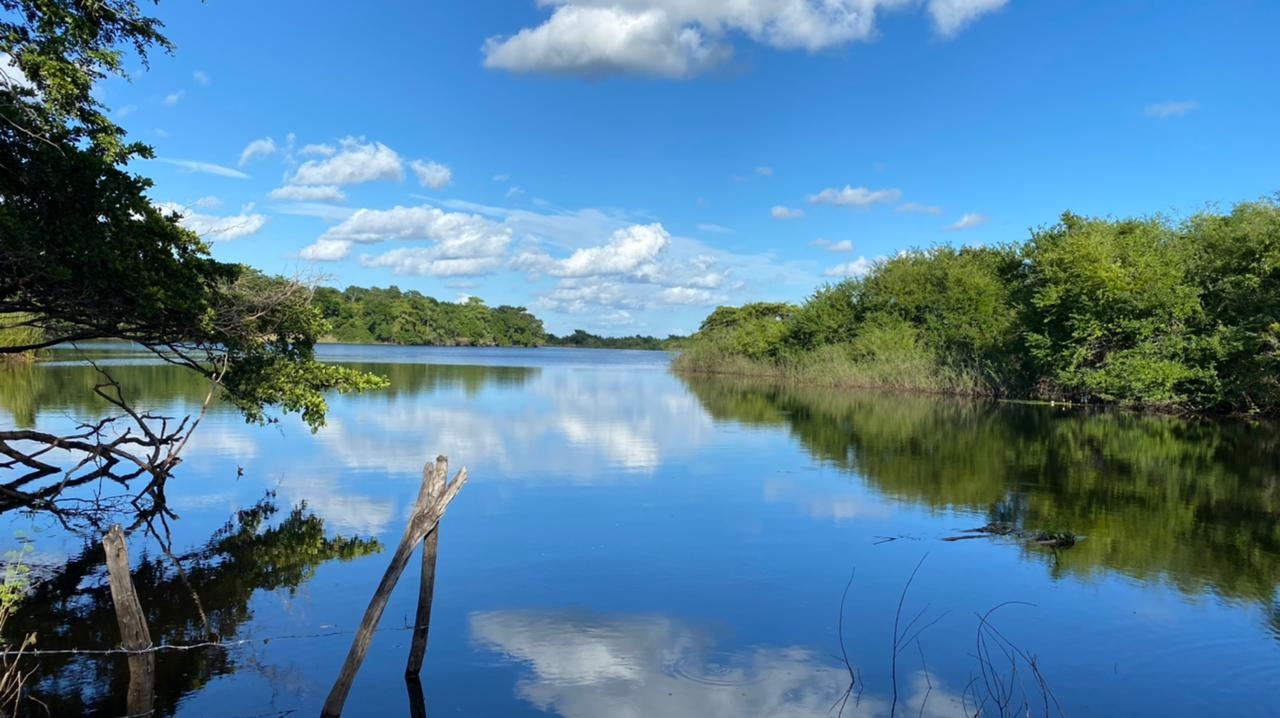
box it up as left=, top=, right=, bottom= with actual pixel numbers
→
left=315, top=286, right=546, bottom=348
left=0, top=2, right=384, bottom=431
left=680, top=199, right=1280, bottom=414
left=545, top=329, right=685, bottom=350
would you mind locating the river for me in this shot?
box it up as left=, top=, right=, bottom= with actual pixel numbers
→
left=1, top=344, right=1277, bottom=716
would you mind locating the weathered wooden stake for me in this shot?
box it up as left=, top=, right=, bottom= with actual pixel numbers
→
left=405, top=457, right=446, bottom=677
left=320, top=456, right=467, bottom=718
left=102, top=524, right=155, bottom=717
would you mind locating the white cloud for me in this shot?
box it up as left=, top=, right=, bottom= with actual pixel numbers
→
left=927, top=0, right=1009, bottom=37
left=483, top=1, right=998, bottom=78
left=319, top=205, right=509, bottom=248
left=289, top=137, right=403, bottom=185
left=1144, top=100, right=1199, bottom=118
left=808, top=185, right=901, bottom=207
left=946, top=212, right=989, bottom=230
left=192, top=196, right=221, bottom=209
left=896, top=202, right=943, bottom=215
left=157, top=202, right=266, bottom=241
left=825, top=256, right=875, bottom=277
left=163, top=90, right=185, bottom=106
left=412, top=160, right=453, bottom=189
left=696, top=223, right=732, bottom=234
left=299, top=238, right=353, bottom=261
left=271, top=202, right=357, bottom=220
left=360, top=250, right=504, bottom=277
left=154, top=158, right=250, bottom=179
left=0, top=52, right=30, bottom=89
left=268, top=185, right=347, bottom=202
left=193, top=70, right=212, bottom=86
left=754, top=166, right=774, bottom=176
left=521, top=223, right=671, bottom=278
left=493, top=173, right=511, bottom=182
left=303, top=204, right=511, bottom=275
left=238, top=137, right=277, bottom=166
left=300, top=143, right=337, bottom=157
left=657, top=286, right=718, bottom=305
left=483, top=5, right=726, bottom=78
left=506, top=185, right=526, bottom=200
left=770, top=205, right=805, bottom=220
left=811, top=239, right=853, bottom=252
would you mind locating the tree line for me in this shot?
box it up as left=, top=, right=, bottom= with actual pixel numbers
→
left=313, top=286, right=682, bottom=350
left=676, top=198, right=1280, bottom=415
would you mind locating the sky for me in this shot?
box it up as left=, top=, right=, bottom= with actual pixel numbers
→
left=94, top=0, right=1280, bottom=336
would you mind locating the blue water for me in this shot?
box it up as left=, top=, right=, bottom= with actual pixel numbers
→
left=2, top=345, right=1277, bottom=717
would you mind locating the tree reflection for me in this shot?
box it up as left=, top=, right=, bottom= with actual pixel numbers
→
left=8, top=495, right=380, bottom=717
left=682, top=377, right=1280, bottom=604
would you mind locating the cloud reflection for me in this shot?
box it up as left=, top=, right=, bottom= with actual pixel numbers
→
left=471, top=609, right=967, bottom=718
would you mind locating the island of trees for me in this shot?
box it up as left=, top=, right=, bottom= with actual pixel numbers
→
left=676, top=198, right=1280, bottom=415
left=313, top=286, right=682, bottom=350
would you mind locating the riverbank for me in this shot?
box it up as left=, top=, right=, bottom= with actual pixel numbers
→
left=677, top=199, right=1280, bottom=417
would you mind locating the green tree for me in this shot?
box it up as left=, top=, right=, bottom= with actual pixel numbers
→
left=0, top=1, right=385, bottom=512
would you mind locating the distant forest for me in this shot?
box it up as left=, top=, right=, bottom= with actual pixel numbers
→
left=313, top=286, right=682, bottom=349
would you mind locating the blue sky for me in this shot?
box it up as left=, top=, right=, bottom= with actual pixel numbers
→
left=99, top=0, right=1279, bottom=336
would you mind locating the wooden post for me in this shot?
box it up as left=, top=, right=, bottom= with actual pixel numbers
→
left=321, top=456, right=467, bottom=718
left=102, top=524, right=155, bottom=717
left=405, top=674, right=427, bottom=718
left=405, top=458, right=446, bottom=677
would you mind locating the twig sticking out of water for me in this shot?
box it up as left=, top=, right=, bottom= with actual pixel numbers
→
left=966, top=602, right=1066, bottom=718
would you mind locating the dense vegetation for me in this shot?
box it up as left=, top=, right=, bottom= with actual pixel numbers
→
left=313, top=285, right=685, bottom=350
left=314, top=286, right=546, bottom=346
left=676, top=199, right=1280, bottom=414
left=544, top=329, right=685, bottom=350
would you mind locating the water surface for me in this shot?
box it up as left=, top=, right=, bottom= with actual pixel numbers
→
left=1, top=345, right=1277, bottom=717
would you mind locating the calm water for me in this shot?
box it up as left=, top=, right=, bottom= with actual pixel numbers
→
left=2, top=345, right=1278, bottom=717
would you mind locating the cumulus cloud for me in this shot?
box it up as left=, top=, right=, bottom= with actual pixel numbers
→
left=193, top=70, right=212, bottom=85
left=1144, top=100, right=1199, bottom=118
left=163, top=90, right=185, bottom=106
left=238, top=137, right=277, bottom=166
left=946, top=213, right=989, bottom=230
left=896, top=202, right=943, bottom=215
left=519, top=223, right=671, bottom=278
left=771, top=205, right=805, bottom=220
left=299, top=238, right=353, bottom=261
left=360, top=250, right=504, bottom=277
left=157, top=202, right=266, bottom=241
left=927, top=0, right=1009, bottom=37
left=268, top=185, right=346, bottom=202
left=825, top=256, right=875, bottom=277
left=289, top=137, right=403, bottom=185
left=192, top=196, right=221, bottom=209
left=483, top=5, right=726, bottom=78
left=154, top=158, right=250, bottom=179
left=412, top=160, right=453, bottom=189
left=484, top=1, right=1000, bottom=78
left=811, top=239, right=853, bottom=252
left=808, top=185, right=901, bottom=207
left=657, top=286, right=718, bottom=305
left=300, top=204, right=512, bottom=274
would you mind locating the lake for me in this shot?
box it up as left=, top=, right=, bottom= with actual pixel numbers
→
left=2, top=345, right=1278, bottom=717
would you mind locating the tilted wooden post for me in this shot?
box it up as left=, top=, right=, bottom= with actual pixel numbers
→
left=321, top=456, right=467, bottom=718
left=406, top=457, right=446, bottom=677
left=102, top=524, right=155, bottom=717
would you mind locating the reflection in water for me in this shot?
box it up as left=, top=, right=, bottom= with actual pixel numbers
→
left=471, top=609, right=966, bottom=718
left=682, top=377, right=1280, bottom=605
left=9, top=497, right=380, bottom=717
left=0, top=352, right=538, bottom=427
